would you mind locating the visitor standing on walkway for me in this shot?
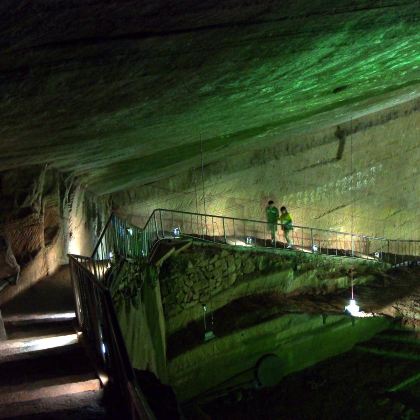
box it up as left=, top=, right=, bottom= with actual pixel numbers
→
left=265, top=200, right=279, bottom=245
left=280, top=206, right=293, bottom=248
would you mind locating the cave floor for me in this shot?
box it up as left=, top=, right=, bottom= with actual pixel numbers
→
left=199, top=332, right=420, bottom=420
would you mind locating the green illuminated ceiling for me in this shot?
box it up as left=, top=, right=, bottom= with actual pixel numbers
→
left=0, top=0, right=419, bottom=194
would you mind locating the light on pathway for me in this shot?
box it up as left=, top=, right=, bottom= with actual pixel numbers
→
left=345, top=299, right=360, bottom=317
left=246, top=236, right=254, bottom=245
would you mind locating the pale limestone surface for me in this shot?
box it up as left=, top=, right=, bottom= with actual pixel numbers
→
left=119, top=100, right=420, bottom=240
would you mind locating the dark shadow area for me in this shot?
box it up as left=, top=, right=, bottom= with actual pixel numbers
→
left=135, top=370, right=181, bottom=420
left=332, top=85, right=349, bottom=94
left=44, top=225, right=60, bottom=247
left=335, top=124, right=346, bottom=160
left=1, top=265, right=74, bottom=317
left=200, top=332, right=420, bottom=419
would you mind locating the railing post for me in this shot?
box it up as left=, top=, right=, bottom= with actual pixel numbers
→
left=153, top=211, right=159, bottom=239
left=301, top=227, right=303, bottom=250
left=310, top=228, right=314, bottom=253
left=158, top=209, right=163, bottom=239
left=335, top=232, right=338, bottom=256
left=223, top=217, right=227, bottom=244
left=233, top=219, right=236, bottom=244
left=351, top=235, right=355, bottom=257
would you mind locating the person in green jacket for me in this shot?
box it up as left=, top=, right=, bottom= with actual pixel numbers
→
left=279, top=206, right=293, bottom=248
left=265, top=200, right=279, bottom=244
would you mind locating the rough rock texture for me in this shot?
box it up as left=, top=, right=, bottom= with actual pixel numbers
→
left=0, top=167, right=63, bottom=304
left=159, top=243, right=383, bottom=334
left=0, top=1, right=419, bottom=291
left=119, top=99, right=420, bottom=241
left=0, top=166, right=108, bottom=304
left=0, top=1, right=418, bottom=206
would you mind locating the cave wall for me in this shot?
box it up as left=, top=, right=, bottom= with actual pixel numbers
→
left=115, top=99, right=420, bottom=241
left=0, top=166, right=109, bottom=305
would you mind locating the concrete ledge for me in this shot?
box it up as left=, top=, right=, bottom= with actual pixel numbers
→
left=169, top=314, right=391, bottom=401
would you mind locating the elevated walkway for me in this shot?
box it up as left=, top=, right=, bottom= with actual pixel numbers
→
left=93, top=209, right=420, bottom=269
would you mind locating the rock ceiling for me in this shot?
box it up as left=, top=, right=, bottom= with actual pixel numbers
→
left=0, top=0, right=419, bottom=195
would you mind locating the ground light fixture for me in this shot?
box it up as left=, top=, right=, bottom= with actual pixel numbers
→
left=172, top=227, right=181, bottom=238
left=202, top=304, right=216, bottom=342
left=312, top=244, right=319, bottom=252
left=345, top=299, right=360, bottom=316
left=345, top=267, right=362, bottom=317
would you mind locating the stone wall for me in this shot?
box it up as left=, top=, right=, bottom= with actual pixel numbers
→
left=159, top=243, right=379, bottom=334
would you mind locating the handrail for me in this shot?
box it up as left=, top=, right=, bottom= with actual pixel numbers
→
left=152, top=208, right=389, bottom=241
left=92, top=209, right=420, bottom=267
left=91, top=213, right=114, bottom=258
left=69, top=254, right=154, bottom=419
left=143, top=209, right=420, bottom=264
left=92, top=214, right=144, bottom=263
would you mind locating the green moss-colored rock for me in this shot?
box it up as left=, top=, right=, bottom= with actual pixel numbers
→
left=169, top=314, right=392, bottom=401
left=160, top=243, right=385, bottom=334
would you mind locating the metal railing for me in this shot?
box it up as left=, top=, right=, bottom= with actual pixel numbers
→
left=92, top=215, right=144, bottom=261
left=69, top=255, right=154, bottom=420
left=92, top=209, right=420, bottom=268
left=138, top=209, right=420, bottom=265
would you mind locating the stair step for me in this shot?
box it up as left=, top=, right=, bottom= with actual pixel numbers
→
left=0, top=373, right=101, bottom=406
left=0, top=390, right=106, bottom=419
left=4, top=319, right=76, bottom=340
left=0, top=343, right=93, bottom=388
left=0, top=333, right=79, bottom=363
left=2, top=311, right=76, bottom=326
